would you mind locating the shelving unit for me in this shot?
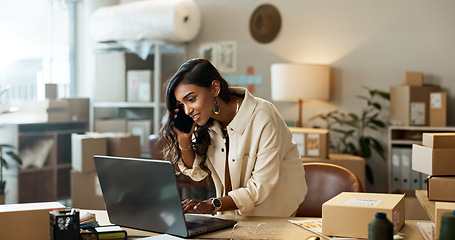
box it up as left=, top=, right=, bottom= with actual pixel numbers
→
left=0, top=121, right=89, bottom=203
left=91, top=41, right=187, bottom=135
left=388, top=125, right=455, bottom=194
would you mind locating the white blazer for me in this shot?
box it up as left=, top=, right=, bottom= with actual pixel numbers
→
left=178, top=87, right=307, bottom=216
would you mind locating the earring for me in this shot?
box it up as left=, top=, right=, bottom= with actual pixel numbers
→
left=213, top=97, right=220, bottom=115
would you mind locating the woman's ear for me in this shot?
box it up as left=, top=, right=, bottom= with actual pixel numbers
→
left=211, top=80, right=221, bottom=96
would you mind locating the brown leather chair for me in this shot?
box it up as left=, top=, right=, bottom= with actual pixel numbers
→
left=296, top=162, right=364, bottom=217
left=148, top=134, right=166, bottom=160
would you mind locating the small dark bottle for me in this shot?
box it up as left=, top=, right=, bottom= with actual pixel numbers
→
left=368, top=212, right=393, bottom=240
left=439, top=210, right=455, bottom=240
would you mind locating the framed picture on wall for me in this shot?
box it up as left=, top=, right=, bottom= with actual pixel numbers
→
left=199, top=41, right=237, bottom=73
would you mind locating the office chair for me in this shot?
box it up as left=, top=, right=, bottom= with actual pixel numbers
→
left=296, top=162, right=364, bottom=217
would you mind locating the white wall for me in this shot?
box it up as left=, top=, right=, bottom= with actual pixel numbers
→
left=79, top=0, right=455, bottom=192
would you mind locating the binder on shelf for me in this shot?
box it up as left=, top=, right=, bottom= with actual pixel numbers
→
left=400, top=147, right=411, bottom=190
left=391, top=147, right=401, bottom=190
left=410, top=170, right=421, bottom=190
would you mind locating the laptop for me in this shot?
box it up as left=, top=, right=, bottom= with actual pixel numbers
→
left=93, top=155, right=237, bottom=238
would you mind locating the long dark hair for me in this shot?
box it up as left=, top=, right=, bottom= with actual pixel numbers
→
left=160, top=58, right=231, bottom=174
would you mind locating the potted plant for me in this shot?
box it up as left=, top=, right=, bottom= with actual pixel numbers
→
left=0, top=144, right=22, bottom=203
left=309, top=87, right=390, bottom=185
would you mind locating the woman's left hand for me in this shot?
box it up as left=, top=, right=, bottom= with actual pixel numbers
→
left=182, top=199, right=214, bottom=214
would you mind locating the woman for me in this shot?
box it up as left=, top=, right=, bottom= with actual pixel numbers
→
left=160, top=58, right=307, bottom=217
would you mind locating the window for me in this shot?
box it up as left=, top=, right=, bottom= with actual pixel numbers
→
left=0, top=0, right=73, bottom=104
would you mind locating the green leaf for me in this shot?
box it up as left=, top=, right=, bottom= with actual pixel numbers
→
left=308, top=114, right=324, bottom=122
left=366, top=164, right=374, bottom=184
left=1, top=158, right=9, bottom=169
left=0, top=144, right=15, bottom=149
left=348, top=113, right=359, bottom=121
left=372, top=102, right=381, bottom=110
left=377, top=91, right=390, bottom=100
left=6, top=151, right=22, bottom=165
left=370, top=138, right=386, bottom=160
left=360, top=137, right=371, bottom=158
left=370, top=119, right=386, bottom=128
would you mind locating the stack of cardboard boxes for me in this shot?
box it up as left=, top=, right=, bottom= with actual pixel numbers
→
left=390, top=71, right=446, bottom=127
left=412, top=133, right=455, bottom=239
left=71, top=132, right=141, bottom=210
left=34, top=83, right=90, bottom=122
left=95, top=118, right=152, bottom=154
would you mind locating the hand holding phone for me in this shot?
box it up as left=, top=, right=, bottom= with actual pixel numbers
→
left=172, top=105, right=194, bottom=134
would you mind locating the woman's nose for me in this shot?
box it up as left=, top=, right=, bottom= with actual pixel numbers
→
left=184, top=105, right=192, bottom=115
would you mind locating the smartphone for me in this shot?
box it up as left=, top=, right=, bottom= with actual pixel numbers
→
left=172, top=105, right=194, bottom=133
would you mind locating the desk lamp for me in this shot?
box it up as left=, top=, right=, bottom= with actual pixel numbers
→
left=271, top=63, right=330, bottom=127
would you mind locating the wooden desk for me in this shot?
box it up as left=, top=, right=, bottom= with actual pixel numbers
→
left=416, top=190, right=435, bottom=221
left=83, top=210, right=428, bottom=239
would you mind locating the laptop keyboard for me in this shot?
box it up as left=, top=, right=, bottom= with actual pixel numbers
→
left=186, top=221, right=206, bottom=230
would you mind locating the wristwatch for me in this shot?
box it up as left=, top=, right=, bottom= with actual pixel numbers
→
left=211, top=198, right=222, bottom=212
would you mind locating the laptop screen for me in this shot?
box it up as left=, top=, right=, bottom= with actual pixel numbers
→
left=94, top=155, right=188, bottom=237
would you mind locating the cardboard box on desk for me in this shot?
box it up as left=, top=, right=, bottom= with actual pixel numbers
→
left=71, top=170, right=105, bottom=210
left=412, top=144, right=455, bottom=175
left=435, top=202, right=455, bottom=239
left=427, top=176, right=455, bottom=202
left=33, top=99, right=70, bottom=122
left=322, top=192, right=405, bottom=239
left=0, top=202, right=65, bottom=240
left=289, top=127, right=329, bottom=158
left=390, top=84, right=440, bottom=126
left=72, top=133, right=107, bottom=172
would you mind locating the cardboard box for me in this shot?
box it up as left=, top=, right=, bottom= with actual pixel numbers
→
left=104, top=133, right=141, bottom=158
left=34, top=99, right=70, bottom=122
left=429, top=92, right=447, bottom=127
left=422, top=132, right=455, bottom=149
left=435, top=202, right=455, bottom=239
left=427, top=176, right=455, bottom=201
left=404, top=71, right=423, bottom=86
left=127, top=120, right=152, bottom=153
left=412, top=144, right=455, bottom=175
left=71, top=170, right=105, bottom=210
left=289, top=127, right=329, bottom=158
left=126, top=70, right=172, bottom=102
left=0, top=202, right=65, bottom=240
left=322, top=192, right=405, bottom=239
left=71, top=133, right=108, bottom=172
left=64, top=97, right=90, bottom=121
left=390, top=85, right=440, bottom=126
left=95, top=118, right=128, bottom=133
left=127, top=69, right=152, bottom=102
left=45, top=83, right=58, bottom=99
